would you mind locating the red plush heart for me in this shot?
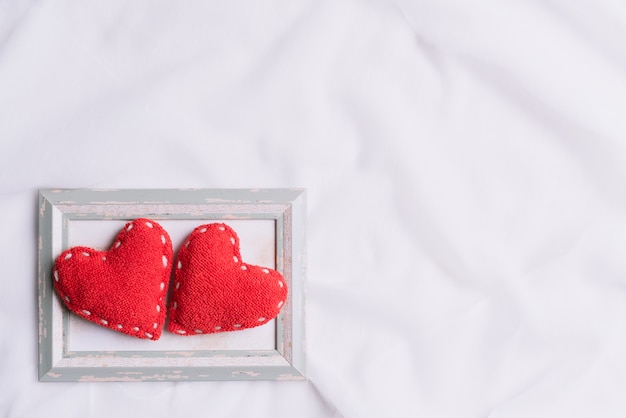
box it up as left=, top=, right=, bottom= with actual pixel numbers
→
left=53, top=218, right=173, bottom=340
left=168, top=223, right=288, bottom=335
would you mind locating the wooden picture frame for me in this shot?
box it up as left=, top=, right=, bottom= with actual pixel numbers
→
left=38, top=188, right=306, bottom=382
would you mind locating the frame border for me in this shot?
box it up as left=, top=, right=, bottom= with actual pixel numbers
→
left=38, top=188, right=306, bottom=382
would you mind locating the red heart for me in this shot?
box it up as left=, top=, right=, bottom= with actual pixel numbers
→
left=168, top=223, right=288, bottom=335
left=53, top=219, right=173, bottom=340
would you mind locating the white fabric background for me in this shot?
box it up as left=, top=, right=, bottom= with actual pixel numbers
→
left=2, top=0, right=626, bottom=417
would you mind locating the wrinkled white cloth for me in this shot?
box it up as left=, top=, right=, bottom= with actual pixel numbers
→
left=2, top=0, right=626, bottom=417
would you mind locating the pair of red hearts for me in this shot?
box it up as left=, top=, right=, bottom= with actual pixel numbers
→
left=52, top=219, right=287, bottom=340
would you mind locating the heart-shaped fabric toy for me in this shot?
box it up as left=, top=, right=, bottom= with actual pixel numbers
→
left=168, top=223, right=288, bottom=335
left=53, top=218, right=173, bottom=340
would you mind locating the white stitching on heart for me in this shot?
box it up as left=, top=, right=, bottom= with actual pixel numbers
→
left=195, top=329, right=203, bottom=334
left=278, top=280, right=283, bottom=288
left=214, top=326, right=221, bottom=330
left=241, top=265, right=247, bottom=270
left=176, top=282, right=180, bottom=290
left=177, top=261, right=182, bottom=270
left=233, top=256, right=238, bottom=263
left=70, top=221, right=173, bottom=339
left=258, top=317, right=265, bottom=322
left=199, top=227, right=207, bottom=233
left=176, top=330, right=186, bottom=334
left=262, top=268, right=269, bottom=274
left=54, top=270, right=59, bottom=282
left=233, top=324, right=241, bottom=328
left=230, top=237, right=235, bottom=245
left=277, top=301, right=283, bottom=309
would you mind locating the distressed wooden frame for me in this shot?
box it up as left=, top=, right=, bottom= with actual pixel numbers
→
left=38, top=188, right=306, bottom=382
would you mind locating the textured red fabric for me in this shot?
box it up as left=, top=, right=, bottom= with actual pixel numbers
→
left=53, top=218, right=173, bottom=340
left=168, top=223, right=288, bottom=335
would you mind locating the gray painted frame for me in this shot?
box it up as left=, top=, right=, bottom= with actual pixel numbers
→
left=38, top=188, right=306, bottom=382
